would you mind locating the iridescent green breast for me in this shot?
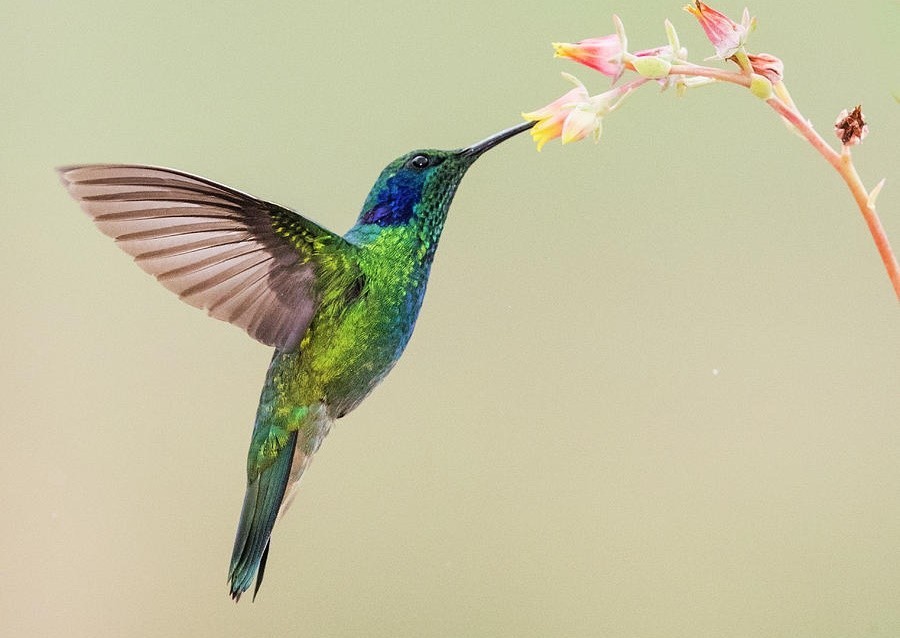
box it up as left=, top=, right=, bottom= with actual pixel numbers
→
left=273, top=223, right=431, bottom=416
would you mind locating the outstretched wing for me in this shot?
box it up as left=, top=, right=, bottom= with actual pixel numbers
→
left=58, top=164, right=358, bottom=351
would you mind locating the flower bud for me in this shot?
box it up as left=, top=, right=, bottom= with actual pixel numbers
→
left=749, top=73, right=773, bottom=99
left=748, top=53, right=784, bottom=84
left=630, top=56, right=672, bottom=79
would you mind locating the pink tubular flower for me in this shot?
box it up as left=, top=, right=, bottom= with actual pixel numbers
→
left=522, top=76, right=646, bottom=151
left=553, top=35, right=624, bottom=80
left=521, top=78, right=592, bottom=151
left=748, top=53, right=784, bottom=83
left=684, top=1, right=751, bottom=59
left=553, top=38, right=674, bottom=82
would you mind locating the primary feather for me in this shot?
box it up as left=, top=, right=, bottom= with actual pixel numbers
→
left=57, top=164, right=354, bottom=351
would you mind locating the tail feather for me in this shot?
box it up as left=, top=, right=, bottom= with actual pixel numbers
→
left=253, top=541, right=272, bottom=601
left=228, top=430, right=298, bottom=601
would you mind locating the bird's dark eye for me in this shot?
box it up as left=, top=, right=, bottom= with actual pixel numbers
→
left=408, top=155, right=430, bottom=170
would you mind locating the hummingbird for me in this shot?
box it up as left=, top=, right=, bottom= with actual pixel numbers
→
left=58, top=119, right=534, bottom=601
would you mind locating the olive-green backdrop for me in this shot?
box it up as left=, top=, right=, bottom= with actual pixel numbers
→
left=2, top=1, right=898, bottom=636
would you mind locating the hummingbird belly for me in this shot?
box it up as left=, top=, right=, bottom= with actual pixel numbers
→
left=283, top=279, right=426, bottom=419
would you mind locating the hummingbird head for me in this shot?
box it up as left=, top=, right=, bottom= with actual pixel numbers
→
left=353, top=121, right=534, bottom=255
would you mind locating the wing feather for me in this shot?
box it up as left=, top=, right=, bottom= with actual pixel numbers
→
left=59, top=164, right=357, bottom=351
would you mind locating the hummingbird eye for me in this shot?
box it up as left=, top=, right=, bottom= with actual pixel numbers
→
left=407, top=155, right=431, bottom=170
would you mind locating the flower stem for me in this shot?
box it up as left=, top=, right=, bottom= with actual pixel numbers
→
left=665, top=64, right=900, bottom=299
left=667, top=64, right=750, bottom=87
left=769, top=99, right=899, bottom=297
left=606, top=77, right=650, bottom=112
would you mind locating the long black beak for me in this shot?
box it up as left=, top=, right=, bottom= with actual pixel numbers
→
left=461, top=120, right=535, bottom=159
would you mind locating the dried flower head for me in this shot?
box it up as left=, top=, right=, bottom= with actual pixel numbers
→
left=834, top=105, right=868, bottom=146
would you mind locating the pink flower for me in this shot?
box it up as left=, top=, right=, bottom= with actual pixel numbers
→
left=553, top=37, right=674, bottom=82
left=748, top=53, right=784, bottom=84
left=553, top=35, right=624, bottom=80
left=522, top=79, right=592, bottom=150
left=684, top=1, right=751, bottom=59
left=522, top=75, right=646, bottom=150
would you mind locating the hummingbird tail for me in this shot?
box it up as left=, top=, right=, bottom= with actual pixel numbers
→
left=227, top=429, right=298, bottom=602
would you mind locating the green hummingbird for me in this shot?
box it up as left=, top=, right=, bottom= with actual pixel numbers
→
left=58, top=120, right=534, bottom=601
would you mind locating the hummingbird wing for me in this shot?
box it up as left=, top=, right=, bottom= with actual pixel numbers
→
left=58, top=164, right=359, bottom=352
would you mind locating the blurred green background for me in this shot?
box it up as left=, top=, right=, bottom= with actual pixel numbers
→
left=2, top=1, right=898, bottom=636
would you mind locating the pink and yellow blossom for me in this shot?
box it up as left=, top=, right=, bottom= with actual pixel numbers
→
left=554, top=37, right=677, bottom=82
left=522, top=77, right=648, bottom=150
left=522, top=79, right=592, bottom=151
left=684, top=1, right=751, bottom=59
left=553, top=35, right=624, bottom=80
